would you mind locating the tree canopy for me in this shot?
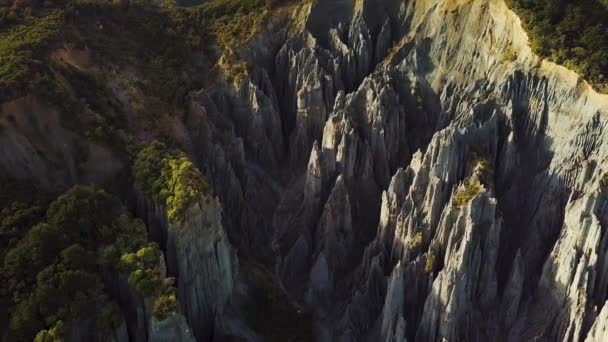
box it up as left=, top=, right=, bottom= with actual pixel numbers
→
left=507, top=0, right=608, bottom=92
left=1, top=185, right=173, bottom=341
left=133, top=141, right=210, bottom=223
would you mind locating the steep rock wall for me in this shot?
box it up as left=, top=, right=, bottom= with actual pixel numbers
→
left=195, top=0, right=608, bottom=341
left=135, top=193, right=237, bottom=341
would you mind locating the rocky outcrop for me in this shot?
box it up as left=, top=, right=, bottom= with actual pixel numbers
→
left=585, top=301, right=608, bottom=342
left=135, top=193, right=237, bottom=341
left=165, top=200, right=237, bottom=341
left=148, top=314, right=195, bottom=342
left=379, top=261, right=407, bottom=342
left=417, top=191, right=503, bottom=341
left=68, top=317, right=129, bottom=342
left=97, top=252, right=197, bottom=342
left=0, top=96, right=122, bottom=188
left=201, top=0, right=608, bottom=341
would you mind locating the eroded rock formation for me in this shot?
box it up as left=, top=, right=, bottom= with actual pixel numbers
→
left=3, top=0, right=608, bottom=341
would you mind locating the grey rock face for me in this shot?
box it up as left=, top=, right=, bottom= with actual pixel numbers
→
left=149, top=314, right=196, bottom=342
left=189, top=0, right=608, bottom=341
left=585, top=301, right=608, bottom=342
left=135, top=194, right=237, bottom=341
left=166, top=200, right=237, bottom=341
left=380, top=261, right=407, bottom=342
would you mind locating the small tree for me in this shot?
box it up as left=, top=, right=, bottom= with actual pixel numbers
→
left=425, top=252, right=436, bottom=274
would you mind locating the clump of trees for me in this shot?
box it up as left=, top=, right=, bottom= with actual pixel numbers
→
left=153, top=292, right=178, bottom=321
left=507, top=0, right=608, bottom=92
left=0, top=8, right=63, bottom=100
left=133, top=141, right=210, bottom=223
left=452, top=176, right=483, bottom=208
left=0, top=186, right=175, bottom=341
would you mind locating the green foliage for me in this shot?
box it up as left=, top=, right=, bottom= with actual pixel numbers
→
left=61, top=1, right=200, bottom=105
left=452, top=176, right=483, bottom=208
left=3, top=223, right=71, bottom=300
left=473, top=157, right=493, bottom=187
left=425, top=252, right=436, bottom=274
left=0, top=202, right=44, bottom=255
left=45, top=186, right=122, bottom=244
left=100, top=214, right=148, bottom=266
left=163, top=155, right=209, bottom=222
left=34, top=320, right=65, bottom=342
left=119, top=243, right=163, bottom=297
left=133, top=141, right=169, bottom=199
left=507, top=0, right=608, bottom=92
left=222, top=59, right=252, bottom=85
left=0, top=10, right=63, bottom=96
left=405, top=232, right=423, bottom=249
left=33, top=244, right=101, bottom=321
left=133, top=141, right=210, bottom=223
left=198, top=0, right=286, bottom=17
left=153, top=292, right=178, bottom=321
left=8, top=295, right=44, bottom=342
left=451, top=156, right=491, bottom=208
left=7, top=243, right=103, bottom=341
left=503, top=46, right=518, bottom=63
left=96, top=300, right=123, bottom=331
left=210, top=7, right=267, bottom=49
left=1, top=185, right=160, bottom=341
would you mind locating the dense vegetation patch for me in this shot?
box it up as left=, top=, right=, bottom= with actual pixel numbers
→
left=452, top=176, right=483, bottom=208
left=405, top=231, right=423, bottom=249
left=425, top=252, right=436, bottom=274
left=451, top=156, right=492, bottom=208
left=133, top=141, right=210, bottom=224
left=0, top=0, right=295, bottom=100
left=152, top=291, right=178, bottom=321
left=507, top=0, right=608, bottom=92
left=0, top=186, right=173, bottom=341
left=0, top=9, right=63, bottom=95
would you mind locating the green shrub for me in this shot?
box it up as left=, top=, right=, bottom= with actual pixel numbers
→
left=405, top=232, right=423, bottom=249
left=133, top=141, right=210, bottom=223
left=503, top=46, right=518, bottom=63
left=152, top=292, right=178, bottom=321
left=0, top=10, right=63, bottom=92
left=452, top=176, right=483, bottom=208
left=120, top=243, right=164, bottom=297
left=2, top=186, right=161, bottom=340
left=34, top=320, right=65, bottom=342
left=425, top=252, right=436, bottom=274
left=0, top=202, right=44, bottom=254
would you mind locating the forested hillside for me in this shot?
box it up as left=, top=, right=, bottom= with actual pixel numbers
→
left=507, top=0, right=608, bottom=92
left=0, top=1, right=300, bottom=341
